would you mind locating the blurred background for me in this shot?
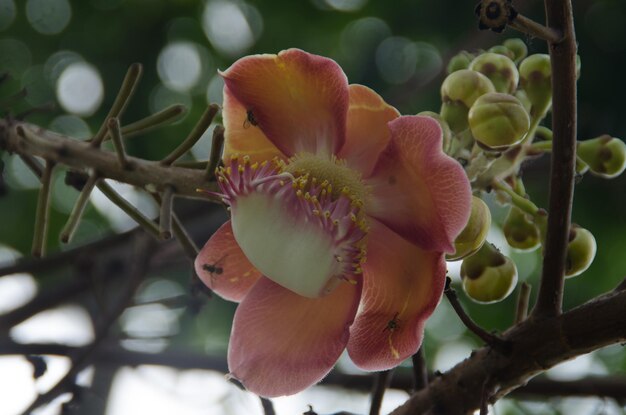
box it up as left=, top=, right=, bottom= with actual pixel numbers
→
left=1, top=0, right=625, bottom=414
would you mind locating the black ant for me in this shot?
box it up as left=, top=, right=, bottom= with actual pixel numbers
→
left=243, top=109, right=258, bottom=128
left=202, top=255, right=227, bottom=283
left=383, top=312, right=401, bottom=333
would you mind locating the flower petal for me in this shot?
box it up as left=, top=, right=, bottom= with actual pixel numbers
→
left=194, top=221, right=262, bottom=302
left=347, top=220, right=446, bottom=370
left=365, top=115, right=472, bottom=253
left=221, top=49, right=349, bottom=157
left=228, top=277, right=361, bottom=397
left=222, top=87, right=286, bottom=163
left=337, top=84, right=399, bottom=178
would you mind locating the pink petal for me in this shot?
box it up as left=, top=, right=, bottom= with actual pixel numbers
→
left=194, top=221, right=262, bottom=302
left=222, top=87, right=287, bottom=163
left=221, top=49, right=349, bottom=158
left=337, top=84, right=399, bottom=178
left=228, top=277, right=361, bottom=397
left=365, top=116, right=471, bottom=253
left=347, top=220, right=446, bottom=370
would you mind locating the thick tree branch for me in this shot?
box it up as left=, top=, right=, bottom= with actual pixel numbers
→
left=389, top=288, right=626, bottom=414
left=533, top=0, right=578, bottom=318
left=0, top=119, right=219, bottom=200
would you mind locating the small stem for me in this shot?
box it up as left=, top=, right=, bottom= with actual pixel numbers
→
left=91, top=63, right=143, bottom=147
left=260, top=397, right=276, bottom=415
left=411, top=347, right=428, bottom=392
left=121, top=104, right=187, bottom=139
left=515, top=282, right=532, bottom=324
left=509, top=14, right=562, bottom=43
left=31, top=161, right=55, bottom=257
left=60, top=173, right=99, bottom=243
left=369, top=370, right=393, bottom=415
left=159, top=185, right=174, bottom=240
left=206, top=125, right=225, bottom=180
left=161, top=104, right=219, bottom=166
left=152, top=193, right=198, bottom=258
left=107, top=117, right=130, bottom=169
left=19, top=154, right=43, bottom=178
left=492, top=180, right=539, bottom=217
left=96, top=181, right=161, bottom=239
left=444, top=278, right=511, bottom=354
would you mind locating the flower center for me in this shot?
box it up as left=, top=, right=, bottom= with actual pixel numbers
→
left=215, top=154, right=370, bottom=298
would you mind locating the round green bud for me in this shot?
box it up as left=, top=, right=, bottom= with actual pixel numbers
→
left=519, top=54, right=552, bottom=110
left=418, top=111, right=452, bottom=152
left=468, top=92, right=530, bottom=151
left=469, top=52, right=519, bottom=94
left=447, top=51, right=473, bottom=74
left=460, top=242, right=518, bottom=304
left=534, top=125, right=553, bottom=142
left=577, top=135, right=626, bottom=179
left=565, top=225, right=597, bottom=278
left=503, top=206, right=541, bottom=251
left=447, top=196, right=492, bottom=261
left=487, top=45, right=515, bottom=59
left=441, top=70, right=495, bottom=132
left=503, top=38, right=528, bottom=63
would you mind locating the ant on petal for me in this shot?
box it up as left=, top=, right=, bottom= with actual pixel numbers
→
left=202, top=255, right=227, bottom=284
left=383, top=312, right=401, bottom=333
left=243, top=109, right=258, bottom=129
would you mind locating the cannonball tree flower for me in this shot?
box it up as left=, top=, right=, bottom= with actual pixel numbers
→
left=195, top=49, right=471, bottom=397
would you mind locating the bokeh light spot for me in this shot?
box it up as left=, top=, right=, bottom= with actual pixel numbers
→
left=25, top=0, right=72, bottom=35
left=376, top=36, right=418, bottom=85
left=56, top=62, right=104, bottom=116
left=324, top=0, right=367, bottom=12
left=202, top=0, right=262, bottom=57
left=0, top=38, right=32, bottom=75
left=0, top=0, right=16, bottom=30
left=157, top=42, right=203, bottom=92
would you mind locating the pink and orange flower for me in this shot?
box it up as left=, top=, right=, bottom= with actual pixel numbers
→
left=195, top=49, right=471, bottom=397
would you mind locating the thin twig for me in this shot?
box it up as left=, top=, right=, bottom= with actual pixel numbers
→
left=206, top=125, right=225, bottom=180
left=515, top=282, right=532, bottom=324
left=20, top=234, right=155, bottom=415
left=159, top=185, right=175, bottom=240
left=120, top=104, right=187, bottom=139
left=532, top=0, right=578, bottom=319
left=60, top=173, right=99, bottom=243
left=444, top=278, right=511, bottom=354
left=369, top=370, right=393, bottom=415
left=411, top=347, right=428, bottom=392
left=509, top=14, right=562, bottom=43
left=96, top=181, right=161, bottom=239
left=91, top=63, right=143, bottom=147
left=18, top=154, right=43, bottom=178
left=161, top=104, right=219, bottom=166
left=31, top=161, right=55, bottom=257
left=260, top=397, right=276, bottom=415
left=107, top=117, right=130, bottom=169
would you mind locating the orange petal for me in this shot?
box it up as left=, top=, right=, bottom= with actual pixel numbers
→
left=221, top=49, right=349, bottom=158
left=365, top=115, right=472, bottom=253
left=337, top=84, right=399, bottom=178
left=347, top=220, right=446, bottom=370
left=194, top=221, right=262, bottom=302
left=228, top=277, right=361, bottom=397
left=222, top=86, right=286, bottom=163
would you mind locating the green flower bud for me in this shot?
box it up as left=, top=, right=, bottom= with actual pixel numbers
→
left=447, top=196, right=492, bottom=261
left=441, top=69, right=495, bottom=132
left=468, top=92, right=530, bottom=151
left=447, top=51, right=473, bottom=74
left=577, top=135, right=626, bottom=179
left=519, top=54, right=552, bottom=111
left=418, top=111, right=452, bottom=152
left=534, top=125, right=553, bottom=142
left=503, top=38, right=528, bottom=63
left=503, top=206, right=541, bottom=251
left=460, top=242, right=518, bottom=303
left=565, top=225, right=597, bottom=278
left=469, top=52, right=519, bottom=94
left=488, top=45, right=515, bottom=59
